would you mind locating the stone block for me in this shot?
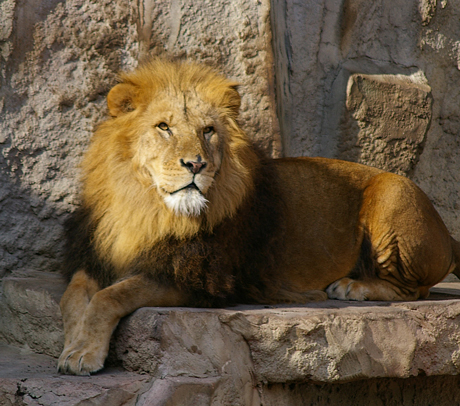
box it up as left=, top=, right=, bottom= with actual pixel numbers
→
left=112, top=308, right=261, bottom=405
left=0, top=271, right=65, bottom=358
left=340, top=73, right=432, bottom=175
left=113, top=300, right=460, bottom=384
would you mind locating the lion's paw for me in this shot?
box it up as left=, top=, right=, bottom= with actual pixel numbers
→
left=326, top=278, right=369, bottom=301
left=58, top=342, right=106, bottom=375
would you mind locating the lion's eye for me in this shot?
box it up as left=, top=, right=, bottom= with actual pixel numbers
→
left=158, top=122, right=170, bottom=131
left=203, top=126, right=214, bottom=139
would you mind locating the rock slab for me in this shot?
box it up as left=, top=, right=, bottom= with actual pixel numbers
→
left=2, top=272, right=460, bottom=405
left=114, top=300, right=460, bottom=384
left=0, top=344, right=152, bottom=406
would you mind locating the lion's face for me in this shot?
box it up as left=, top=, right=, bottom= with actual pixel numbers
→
left=135, top=90, right=224, bottom=216
left=104, top=60, right=251, bottom=220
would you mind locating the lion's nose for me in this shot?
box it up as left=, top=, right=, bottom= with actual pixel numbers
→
left=180, top=159, right=207, bottom=174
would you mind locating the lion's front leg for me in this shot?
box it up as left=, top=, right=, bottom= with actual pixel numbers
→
left=58, top=273, right=186, bottom=375
left=60, top=270, right=101, bottom=349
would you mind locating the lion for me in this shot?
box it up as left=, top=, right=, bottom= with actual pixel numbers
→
left=58, top=58, right=460, bottom=375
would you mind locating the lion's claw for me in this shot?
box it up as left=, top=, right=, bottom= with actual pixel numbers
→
left=327, top=278, right=368, bottom=301
left=58, top=344, right=105, bottom=375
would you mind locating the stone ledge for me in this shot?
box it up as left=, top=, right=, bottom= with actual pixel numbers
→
left=1, top=271, right=460, bottom=404
left=3, top=343, right=460, bottom=406
left=113, top=295, right=460, bottom=384
left=0, top=344, right=152, bottom=406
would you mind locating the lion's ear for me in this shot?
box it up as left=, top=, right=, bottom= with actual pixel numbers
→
left=107, top=83, right=138, bottom=117
left=223, top=84, right=241, bottom=117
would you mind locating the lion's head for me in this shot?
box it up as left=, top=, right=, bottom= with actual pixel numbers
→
left=81, top=59, right=259, bottom=266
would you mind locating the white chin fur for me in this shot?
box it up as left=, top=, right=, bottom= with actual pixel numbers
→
left=164, top=189, right=208, bottom=217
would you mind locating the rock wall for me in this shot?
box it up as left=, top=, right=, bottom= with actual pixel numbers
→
left=1, top=0, right=460, bottom=273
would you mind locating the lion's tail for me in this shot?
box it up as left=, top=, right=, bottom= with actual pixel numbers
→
left=449, top=236, right=460, bottom=279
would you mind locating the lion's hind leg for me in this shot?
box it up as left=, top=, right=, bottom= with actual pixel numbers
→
left=327, top=173, right=454, bottom=302
left=326, top=230, right=424, bottom=301
left=326, top=230, right=431, bottom=301
left=326, top=276, right=424, bottom=301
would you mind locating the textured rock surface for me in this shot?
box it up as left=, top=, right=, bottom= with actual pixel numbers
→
left=260, top=375, right=460, bottom=406
left=342, top=73, right=432, bottom=175
left=0, top=344, right=152, bottom=406
left=2, top=272, right=460, bottom=405
left=115, top=300, right=460, bottom=383
left=3, top=343, right=460, bottom=406
left=112, top=308, right=261, bottom=405
left=0, top=0, right=279, bottom=274
left=0, top=271, right=65, bottom=358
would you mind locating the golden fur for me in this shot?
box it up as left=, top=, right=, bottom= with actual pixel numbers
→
left=58, top=59, right=460, bottom=375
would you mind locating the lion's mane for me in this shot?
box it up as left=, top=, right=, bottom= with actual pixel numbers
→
left=63, top=60, right=286, bottom=306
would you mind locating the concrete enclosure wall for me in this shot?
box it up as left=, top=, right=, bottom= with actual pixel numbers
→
left=1, top=0, right=460, bottom=275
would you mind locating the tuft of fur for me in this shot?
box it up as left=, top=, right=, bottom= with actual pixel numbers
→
left=164, top=189, right=209, bottom=217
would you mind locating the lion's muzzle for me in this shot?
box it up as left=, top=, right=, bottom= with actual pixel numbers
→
left=180, top=157, right=207, bottom=174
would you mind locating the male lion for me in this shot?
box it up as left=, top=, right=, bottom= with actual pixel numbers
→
left=58, top=59, right=460, bottom=375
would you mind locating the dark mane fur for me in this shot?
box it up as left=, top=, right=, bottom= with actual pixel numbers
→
left=63, top=155, right=286, bottom=307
